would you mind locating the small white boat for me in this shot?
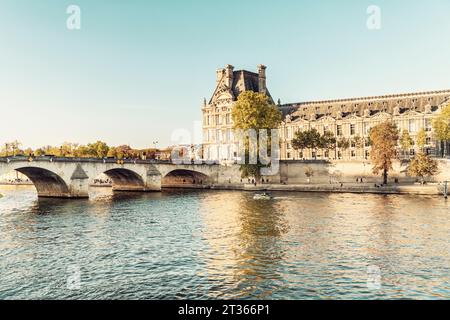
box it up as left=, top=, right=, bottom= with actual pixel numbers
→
left=253, top=192, right=273, bottom=200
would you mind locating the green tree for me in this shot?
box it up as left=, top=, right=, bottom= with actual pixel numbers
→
left=433, top=104, right=450, bottom=157
left=400, top=129, right=413, bottom=156
left=337, top=137, right=350, bottom=159
left=370, top=121, right=399, bottom=185
left=408, top=152, right=439, bottom=184
left=232, top=91, right=282, bottom=182
left=292, top=131, right=308, bottom=156
left=319, top=131, right=337, bottom=157
left=292, top=128, right=322, bottom=159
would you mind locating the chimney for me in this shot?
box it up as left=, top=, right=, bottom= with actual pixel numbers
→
left=216, top=68, right=225, bottom=85
left=224, top=64, right=234, bottom=88
left=257, top=64, right=267, bottom=94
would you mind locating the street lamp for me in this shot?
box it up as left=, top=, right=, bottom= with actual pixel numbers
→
left=153, top=141, right=159, bottom=160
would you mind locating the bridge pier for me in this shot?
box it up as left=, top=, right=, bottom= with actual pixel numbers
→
left=144, top=168, right=162, bottom=191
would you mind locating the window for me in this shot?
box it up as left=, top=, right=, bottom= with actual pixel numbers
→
left=410, top=149, right=415, bottom=156
left=365, top=150, right=370, bottom=159
left=216, top=129, right=221, bottom=142
left=350, top=124, right=356, bottom=135
left=226, top=113, right=231, bottom=124
left=209, top=129, right=214, bottom=142
left=287, top=152, right=291, bottom=159
left=425, top=119, right=432, bottom=132
left=337, top=125, right=343, bottom=136
left=364, top=123, right=371, bottom=135
left=409, top=119, right=416, bottom=132
left=351, top=150, right=356, bottom=157
left=426, top=137, right=431, bottom=145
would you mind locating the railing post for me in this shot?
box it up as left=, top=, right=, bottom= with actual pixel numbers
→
left=444, top=181, right=448, bottom=199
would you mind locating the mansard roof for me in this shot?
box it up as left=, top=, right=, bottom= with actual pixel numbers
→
left=209, top=69, right=274, bottom=105
left=280, top=89, right=450, bottom=121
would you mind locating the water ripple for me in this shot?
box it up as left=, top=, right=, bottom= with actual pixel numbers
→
left=0, top=186, right=449, bottom=299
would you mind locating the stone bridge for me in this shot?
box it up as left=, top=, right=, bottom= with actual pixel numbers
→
left=0, top=157, right=220, bottom=198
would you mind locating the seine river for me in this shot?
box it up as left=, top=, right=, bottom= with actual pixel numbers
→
left=0, top=185, right=449, bottom=300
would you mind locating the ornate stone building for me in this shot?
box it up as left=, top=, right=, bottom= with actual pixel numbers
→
left=202, top=64, right=450, bottom=161
left=202, top=64, right=273, bottom=160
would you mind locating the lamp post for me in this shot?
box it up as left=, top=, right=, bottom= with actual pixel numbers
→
left=153, top=141, right=159, bottom=160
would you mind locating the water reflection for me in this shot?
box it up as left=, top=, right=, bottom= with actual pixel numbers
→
left=0, top=186, right=449, bottom=299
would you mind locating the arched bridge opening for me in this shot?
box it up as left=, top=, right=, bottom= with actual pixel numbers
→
left=162, top=169, right=211, bottom=188
left=15, top=167, right=71, bottom=198
left=103, top=168, right=146, bottom=192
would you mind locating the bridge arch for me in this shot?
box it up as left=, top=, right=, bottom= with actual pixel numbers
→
left=14, top=167, right=70, bottom=198
left=162, top=169, right=211, bottom=187
left=103, top=168, right=146, bottom=191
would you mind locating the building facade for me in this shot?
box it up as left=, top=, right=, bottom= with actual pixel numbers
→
left=202, top=64, right=450, bottom=161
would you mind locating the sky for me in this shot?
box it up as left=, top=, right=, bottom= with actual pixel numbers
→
left=1, top=0, right=450, bottom=149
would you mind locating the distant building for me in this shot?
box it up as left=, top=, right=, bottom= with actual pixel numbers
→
left=202, top=64, right=450, bottom=161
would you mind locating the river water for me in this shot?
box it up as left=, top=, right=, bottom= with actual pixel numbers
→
left=0, top=185, right=449, bottom=300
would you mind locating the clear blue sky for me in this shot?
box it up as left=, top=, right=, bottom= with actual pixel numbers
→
left=1, top=0, right=450, bottom=149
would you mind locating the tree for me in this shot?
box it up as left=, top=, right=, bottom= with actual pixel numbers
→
left=319, top=131, right=337, bottom=157
left=400, top=129, right=413, bottom=157
left=352, top=135, right=364, bottom=158
left=337, top=137, right=350, bottom=159
left=34, top=148, right=45, bottom=157
left=232, top=91, right=282, bottom=182
left=74, top=145, right=90, bottom=157
left=87, top=141, right=110, bottom=158
left=115, top=145, right=134, bottom=159
left=292, top=129, right=321, bottom=159
left=369, top=121, right=399, bottom=185
left=60, top=142, right=78, bottom=157
left=408, top=152, right=439, bottom=184
left=10, top=140, right=22, bottom=156
left=304, top=166, right=314, bottom=183
left=292, top=131, right=308, bottom=157
left=416, top=128, right=427, bottom=153
left=433, top=104, right=450, bottom=157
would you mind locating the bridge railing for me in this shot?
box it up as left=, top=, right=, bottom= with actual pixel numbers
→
left=0, top=156, right=223, bottom=166
left=0, top=156, right=173, bottom=165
